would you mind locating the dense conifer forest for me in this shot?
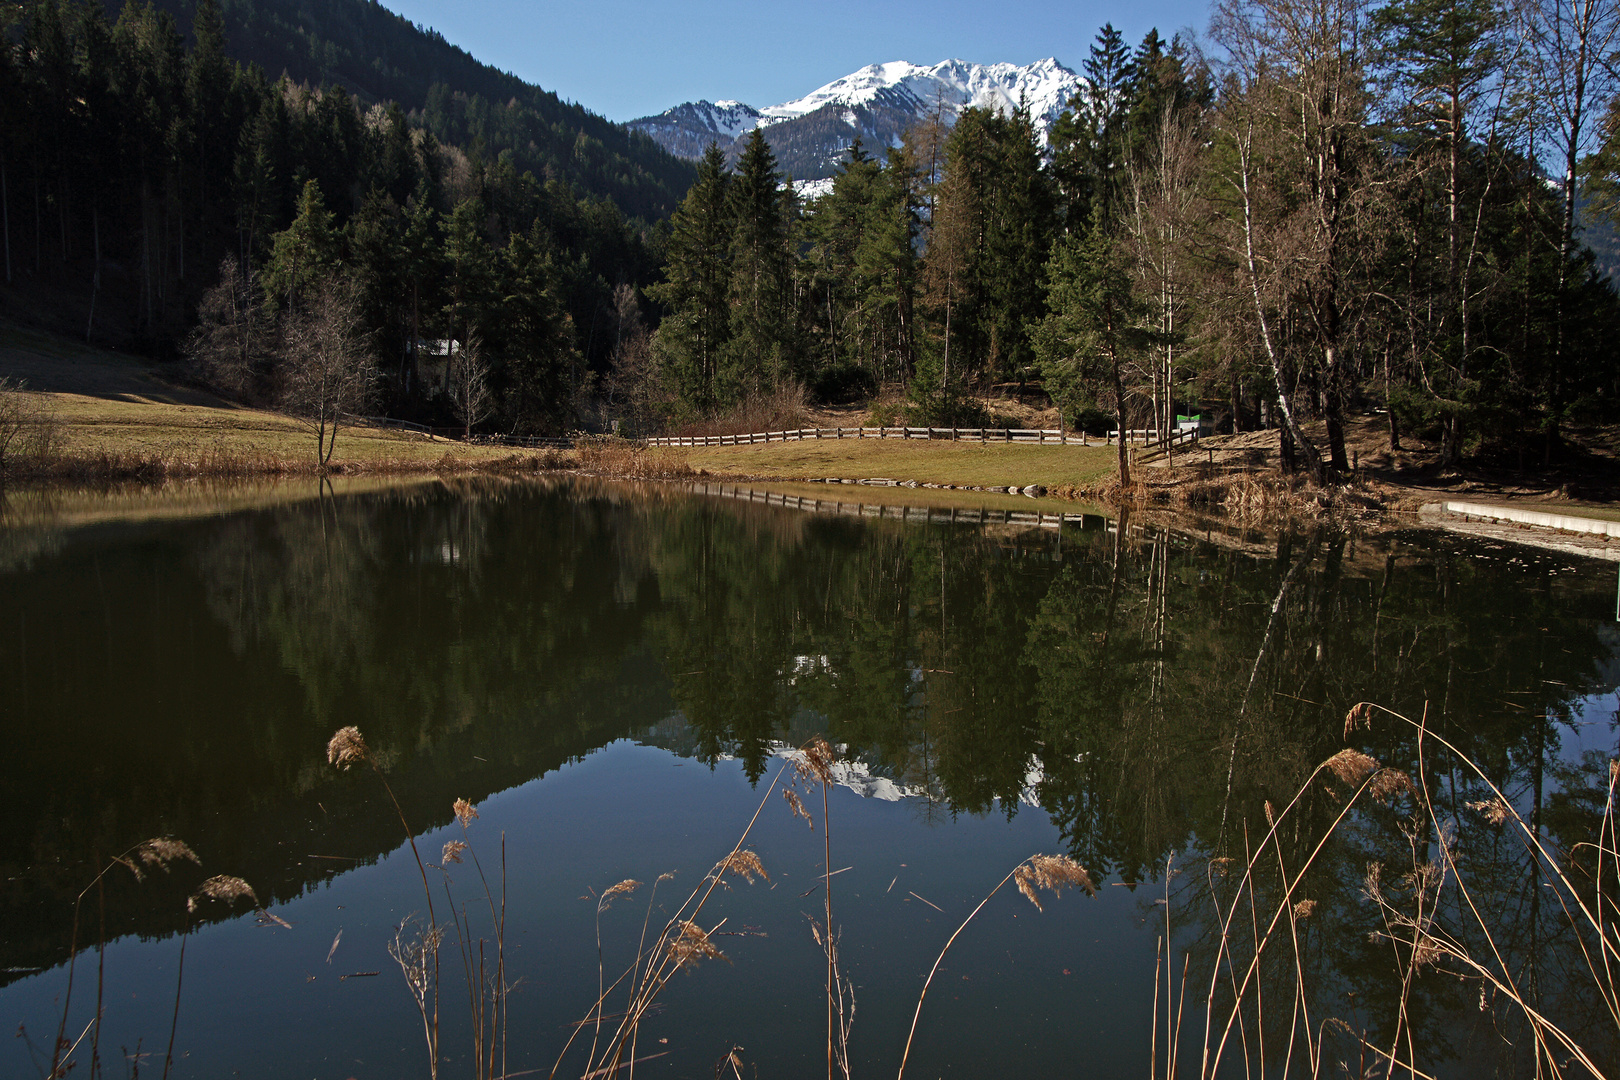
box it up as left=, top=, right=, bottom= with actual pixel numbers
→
left=7, top=0, right=1620, bottom=462
left=0, top=0, right=683, bottom=432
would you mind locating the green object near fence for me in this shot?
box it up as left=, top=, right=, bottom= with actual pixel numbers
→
left=1176, top=414, right=1201, bottom=426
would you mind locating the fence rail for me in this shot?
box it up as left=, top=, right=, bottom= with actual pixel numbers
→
left=1123, top=426, right=1201, bottom=458
left=1107, top=426, right=1202, bottom=447
left=339, top=416, right=1200, bottom=454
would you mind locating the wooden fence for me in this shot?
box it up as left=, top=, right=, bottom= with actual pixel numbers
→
left=344, top=416, right=1201, bottom=455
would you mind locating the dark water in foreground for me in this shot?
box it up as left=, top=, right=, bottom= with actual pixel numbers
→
left=1, top=477, right=1616, bottom=1078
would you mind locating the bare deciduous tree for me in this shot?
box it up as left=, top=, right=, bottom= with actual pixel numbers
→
left=603, top=284, right=662, bottom=434
left=1214, top=0, right=1389, bottom=478
left=1518, top=0, right=1620, bottom=453
left=278, top=277, right=379, bottom=467
left=1124, top=103, right=1208, bottom=448
left=448, top=331, right=494, bottom=441
left=186, top=256, right=269, bottom=398
left=0, top=377, right=40, bottom=473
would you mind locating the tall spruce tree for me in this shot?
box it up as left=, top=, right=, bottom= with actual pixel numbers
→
left=1037, top=222, right=1148, bottom=483
left=649, top=143, right=734, bottom=415
left=264, top=178, right=337, bottom=311
left=722, top=128, right=794, bottom=397
left=1372, top=0, right=1508, bottom=462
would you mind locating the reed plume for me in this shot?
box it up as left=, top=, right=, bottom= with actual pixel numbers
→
left=325, top=726, right=442, bottom=1079
left=666, top=921, right=728, bottom=970
left=898, top=852, right=1098, bottom=1079
left=326, top=726, right=369, bottom=769
left=186, top=875, right=257, bottom=912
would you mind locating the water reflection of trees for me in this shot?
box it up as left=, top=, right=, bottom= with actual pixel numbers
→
left=4, top=475, right=1616, bottom=1069
left=641, top=498, right=1619, bottom=1074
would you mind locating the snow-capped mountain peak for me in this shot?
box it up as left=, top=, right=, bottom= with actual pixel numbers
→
left=627, top=58, right=1084, bottom=184
left=756, top=58, right=1081, bottom=135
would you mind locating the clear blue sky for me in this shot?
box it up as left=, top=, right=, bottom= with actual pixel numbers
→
left=378, top=0, right=1216, bottom=122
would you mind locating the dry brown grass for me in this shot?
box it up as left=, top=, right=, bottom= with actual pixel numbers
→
left=570, top=437, right=696, bottom=480
left=2, top=443, right=572, bottom=483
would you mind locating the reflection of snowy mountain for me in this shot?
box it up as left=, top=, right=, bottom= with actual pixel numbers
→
left=628, top=58, right=1083, bottom=183
left=639, top=709, right=1044, bottom=809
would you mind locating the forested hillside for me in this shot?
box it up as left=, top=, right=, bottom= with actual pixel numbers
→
left=1, top=0, right=677, bottom=435
left=113, top=0, right=695, bottom=221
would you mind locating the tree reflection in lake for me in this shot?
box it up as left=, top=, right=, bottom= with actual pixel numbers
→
left=0, top=477, right=1615, bottom=1077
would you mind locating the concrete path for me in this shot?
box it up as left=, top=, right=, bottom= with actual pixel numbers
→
left=1420, top=501, right=1620, bottom=561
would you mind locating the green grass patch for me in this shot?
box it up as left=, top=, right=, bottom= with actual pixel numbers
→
left=683, top=439, right=1118, bottom=489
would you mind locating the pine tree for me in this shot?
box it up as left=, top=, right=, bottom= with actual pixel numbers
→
left=1372, top=0, right=1507, bottom=462
left=648, top=143, right=733, bottom=415
left=1050, top=24, right=1136, bottom=234
left=442, top=195, right=500, bottom=359
left=346, top=186, right=406, bottom=375
left=264, top=178, right=337, bottom=311
left=1035, top=224, right=1147, bottom=483
left=916, top=106, right=1055, bottom=411
left=721, top=128, right=793, bottom=397
left=399, top=178, right=442, bottom=393
left=981, top=103, right=1056, bottom=386
left=499, top=229, right=576, bottom=431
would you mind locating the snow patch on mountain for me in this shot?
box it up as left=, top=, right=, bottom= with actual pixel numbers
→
left=628, top=59, right=1085, bottom=182
left=628, top=99, right=764, bottom=158
left=756, top=57, right=1081, bottom=142
left=793, top=177, right=837, bottom=202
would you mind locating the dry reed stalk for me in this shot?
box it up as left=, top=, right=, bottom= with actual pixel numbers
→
left=785, top=736, right=856, bottom=1080
left=590, top=879, right=643, bottom=1068
left=1197, top=742, right=1413, bottom=1080
left=572, top=437, right=694, bottom=481
left=553, top=764, right=789, bottom=1080
left=1363, top=704, right=1619, bottom=1077
left=1178, top=700, right=1619, bottom=1079
left=327, top=726, right=444, bottom=1079
left=896, top=853, right=1095, bottom=1080
left=45, top=838, right=201, bottom=1080
left=1268, top=810, right=1319, bottom=1079
left=434, top=797, right=510, bottom=1080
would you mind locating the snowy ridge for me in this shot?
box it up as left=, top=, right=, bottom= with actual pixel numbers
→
left=629, top=99, right=764, bottom=159
left=757, top=58, right=1082, bottom=141
left=627, top=58, right=1085, bottom=183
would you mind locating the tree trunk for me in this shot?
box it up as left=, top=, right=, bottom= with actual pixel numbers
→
left=1113, top=350, right=1130, bottom=488
left=1322, top=343, right=1350, bottom=474
left=86, top=203, right=100, bottom=343
left=1236, top=127, right=1324, bottom=483
left=1384, top=340, right=1400, bottom=452
left=1, top=159, right=9, bottom=284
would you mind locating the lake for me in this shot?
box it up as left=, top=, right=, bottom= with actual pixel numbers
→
left=1, top=476, right=1616, bottom=1078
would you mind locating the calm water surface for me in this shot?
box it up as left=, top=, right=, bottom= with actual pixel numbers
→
left=1, top=477, right=1615, bottom=1078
